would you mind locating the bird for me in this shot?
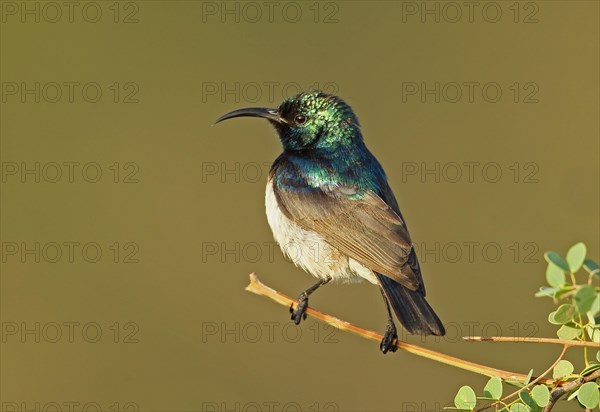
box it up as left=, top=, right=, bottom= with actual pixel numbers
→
left=215, top=90, right=445, bottom=353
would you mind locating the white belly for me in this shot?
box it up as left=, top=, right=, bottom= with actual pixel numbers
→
left=265, top=179, right=377, bottom=284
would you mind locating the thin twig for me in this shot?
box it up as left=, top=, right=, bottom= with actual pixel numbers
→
left=245, top=273, right=555, bottom=385
left=477, top=345, right=570, bottom=412
left=464, top=336, right=600, bottom=348
left=542, top=368, right=600, bottom=412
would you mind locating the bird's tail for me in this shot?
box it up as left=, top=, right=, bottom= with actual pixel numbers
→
left=376, top=273, right=445, bottom=336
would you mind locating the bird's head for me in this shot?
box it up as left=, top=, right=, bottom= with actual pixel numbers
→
left=215, top=90, right=362, bottom=151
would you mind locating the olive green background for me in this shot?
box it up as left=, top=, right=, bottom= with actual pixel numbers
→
left=1, top=1, right=598, bottom=411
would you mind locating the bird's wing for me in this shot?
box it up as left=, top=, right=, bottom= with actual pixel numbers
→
left=273, top=180, right=420, bottom=290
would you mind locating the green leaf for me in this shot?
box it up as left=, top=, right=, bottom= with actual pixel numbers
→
left=566, top=242, right=586, bottom=272
left=597, top=350, right=600, bottom=362
left=454, top=385, right=477, bottom=410
left=530, top=385, right=550, bottom=407
left=548, top=304, right=575, bottom=325
left=483, top=377, right=502, bottom=400
left=587, top=325, right=600, bottom=343
left=567, top=388, right=580, bottom=400
left=574, top=285, right=597, bottom=314
left=557, top=323, right=581, bottom=340
left=545, top=264, right=565, bottom=288
left=535, top=287, right=557, bottom=298
left=547, top=312, right=560, bottom=325
left=580, top=362, right=600, bottom=376
left=544, top=251, right=570, bottom=272
left=525, top=369, right=534, bottom=385
left=519, top=390, right=541, bottom=412
left=583, top=259, right=599, bottom=276
left=554, top=286, right=576, bottom=300
left=546, top=265, right=566, bottom=288
left=553, top=359, right=574, bottom=379
left=589, top=294, right=600, bottom=317
left=577, top=382, right=600, bottom=408
left=509, top=403, right=528, bottom=412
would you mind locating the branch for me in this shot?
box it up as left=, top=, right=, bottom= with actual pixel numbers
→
left=477, top=345, right=570, bottom=412
left=464, top=336, right=600, bottom=348
left=543, top=368, right=600, bottom=412
left=245, top=273, right=555, bottom=385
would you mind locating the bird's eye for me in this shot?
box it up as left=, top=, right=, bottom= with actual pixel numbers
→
left=294, top=114, right=307, bottom=125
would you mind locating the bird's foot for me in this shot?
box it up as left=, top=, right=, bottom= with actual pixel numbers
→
left=380, top=322, right=399, bottom=354
left=289, top=292, right=309, bottom=325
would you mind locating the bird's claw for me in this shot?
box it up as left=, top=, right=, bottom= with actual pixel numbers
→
left=289, top=293, right=309, bottom=325
left=380, top=323, right=398, bottom=354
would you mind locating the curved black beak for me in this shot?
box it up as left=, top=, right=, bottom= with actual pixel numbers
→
left=214, top=107, right=284, bottom=125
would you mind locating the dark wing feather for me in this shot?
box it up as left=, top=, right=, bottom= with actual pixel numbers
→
left=378, top=177, right=426, bottom=295
left=273, top=181, right=420, bottom=290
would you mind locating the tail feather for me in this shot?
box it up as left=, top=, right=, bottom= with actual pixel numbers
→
left=376, top=273, right=445, bottom=336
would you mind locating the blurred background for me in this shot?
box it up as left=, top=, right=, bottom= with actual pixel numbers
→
left=1, top=1, right=598, bottom=411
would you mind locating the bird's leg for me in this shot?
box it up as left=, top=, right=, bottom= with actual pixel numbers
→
left=290, top=276, right=332, bottom=325
left=379, top=288, right=399, bottom=354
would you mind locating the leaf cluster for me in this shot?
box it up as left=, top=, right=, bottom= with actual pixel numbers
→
left=449, top=243, right=599, bottom=411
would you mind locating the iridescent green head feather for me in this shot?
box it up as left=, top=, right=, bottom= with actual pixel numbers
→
left=214, top=90, right=363, bottom=152
left=273, top=90, right=361, bottom=151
